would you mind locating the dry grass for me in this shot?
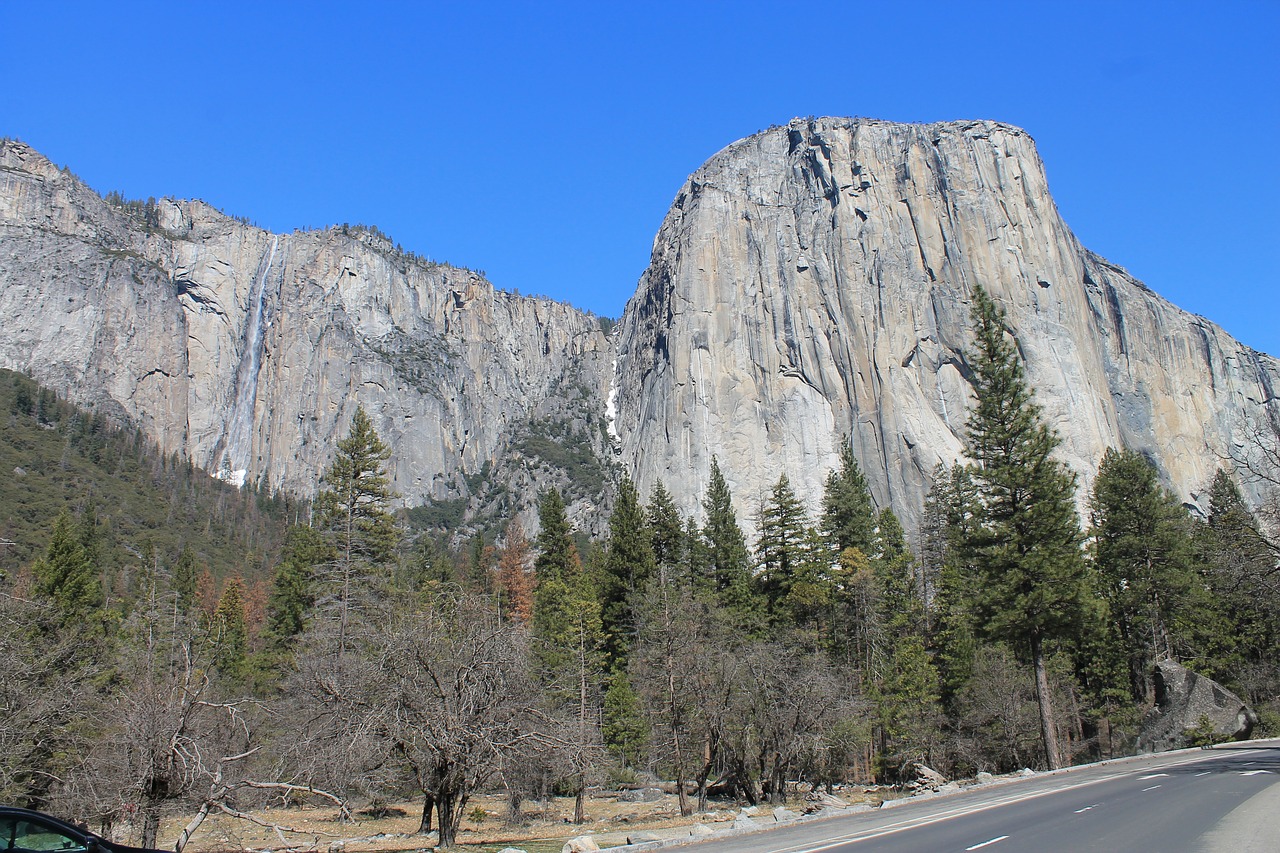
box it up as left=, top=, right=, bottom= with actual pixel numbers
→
left=160, top=787, right=882, bottom=853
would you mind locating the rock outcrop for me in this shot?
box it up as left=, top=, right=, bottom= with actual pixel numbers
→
left=1137, top=659, right=1258, bottom=752
left=0, top=139, right=613, bottom=531
left=613, top=117, right=1280, bottom=532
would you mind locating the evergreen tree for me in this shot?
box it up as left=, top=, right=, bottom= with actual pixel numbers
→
left=530, top=510, right=605, bottom=823
left=682, top=515, right=710, bottom=593
left=210, top=575, right=249, bottom=681
left=601, top=476, right=656, bottom=659
left=701, top=458, right=759, bottom=624
left=402, top=535, right=457, bottom=596
left=172, top=545, right=198, bottom=614
left=822, top=441, right=877, bottom=555
left=1200, top=470, right=1280, bottom=701
left=534, top=488, right=575, bottom=584
left=867, top=507, right=942, bottom=779
left=872, top=508, right=920, bottom=630
left=961, top=285, right=1090, bottom=770
left=923, top=464, right=983, bottom=704
left=755, top=474, right=810, bottom=618
left=647, top=481, right=685, bottom=584
left=312, top=405, right=400, bottom=657
left=1089, top=448, right=1199, bottom=703
left=602, top=671, right=649, bottom=768
left=32, top=509, right=103, bottom=618
left=262, top=525, right=329, bottom=653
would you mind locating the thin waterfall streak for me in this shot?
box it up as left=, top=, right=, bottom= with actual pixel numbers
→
left=218, top=236, right=277, bottom=486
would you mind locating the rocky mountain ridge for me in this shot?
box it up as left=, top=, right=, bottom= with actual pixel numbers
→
left=2, top=120, right=1277, bottom=539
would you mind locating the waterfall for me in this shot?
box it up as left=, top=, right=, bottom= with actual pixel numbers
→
left=217, top=236, right=277, bottom=487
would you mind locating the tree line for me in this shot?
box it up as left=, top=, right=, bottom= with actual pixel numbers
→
left=2, top=288, right=1277, bottom=849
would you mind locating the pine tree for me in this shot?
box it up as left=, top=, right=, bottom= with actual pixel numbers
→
left=172, top=546, right=199, bottom=614
left=312, top=405, right=400, bottom=657
left=923, top=464, right=983, bottom=703
left=755, top=474, right=810, bottom=619
left=1090, top=448, right=1198, bottom=703
left=210, top=575, right=249, bottom=680
left=701, top=458, right=759, bottom=624
left=32, top=509, right=102, bottom=618
left=647, top=481, right=685, bottom=585
left=602, top=671, right=649, bottom=768
left=529, top=505, right=605, bottom=823
left=534, top=488, right=575, bottom=584
left=822, top=441, right=877, bottom=555
left=1200, top=470, right=1279, bottom=701
left=961, top=285, right=1090, bottom=770
left=602, top=476, right=656, bottom=659
left=262, top=525, right=329, bottom=653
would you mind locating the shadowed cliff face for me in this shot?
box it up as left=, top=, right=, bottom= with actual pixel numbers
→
left=0, top=140, right=613, bottom=529
left=613, top=117, right=1280, bottom=533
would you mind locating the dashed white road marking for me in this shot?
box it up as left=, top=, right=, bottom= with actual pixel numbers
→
left=1194, top=771, right=1211, bottom=777
left=1241, top=770, right=1274, bottom=776
left=1139, top=773, right=1169, bottom=780
left=1073, top=805, right=1099, bottom=813
left=966, top=836, right=1010, bottom=850
left=1142, top=785, right=1162, bottom=791
left=761, top=747, right=1272, bottom=853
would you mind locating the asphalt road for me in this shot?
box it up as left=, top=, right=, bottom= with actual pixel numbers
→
left=679, top=740, right=1280, bottom=852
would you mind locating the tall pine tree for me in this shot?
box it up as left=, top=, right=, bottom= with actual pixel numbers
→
left=312, top=405, right=399, bottom=657
left=962, top=285, right=1090, bottom=770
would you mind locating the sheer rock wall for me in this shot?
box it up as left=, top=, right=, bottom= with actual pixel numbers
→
left=613, top=118, right=1279, bottom=531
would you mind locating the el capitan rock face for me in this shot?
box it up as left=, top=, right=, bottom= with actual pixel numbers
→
left=2, top=119, right=1277, bottom=536
left=612, top=117, right=1279, bottom=530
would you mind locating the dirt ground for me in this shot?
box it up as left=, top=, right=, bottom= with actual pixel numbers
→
left=162, top=786, right=893, bottom=853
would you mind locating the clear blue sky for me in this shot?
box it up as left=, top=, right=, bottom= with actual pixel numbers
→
left=4, top=1, right=1277, bottom=354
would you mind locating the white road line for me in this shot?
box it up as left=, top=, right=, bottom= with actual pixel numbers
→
left=966, top=836, right=1010, bottom=850
left=768, top=748, right=1272, bottom=853
left=1073, top=804, right=1099, bottom=813
left=1142, top=785, right=1162, bottom=791
left=1194, top=771, right=1211, bottom=777
left=1139, top=773, right=1169, bottom=779
left=1241, top=770, right=1274, bottom=776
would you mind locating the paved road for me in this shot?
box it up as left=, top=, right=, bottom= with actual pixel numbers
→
left=679, top=740, right=1280, bottom=852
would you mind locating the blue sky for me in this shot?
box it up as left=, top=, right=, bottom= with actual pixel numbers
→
left=4, top=1, right=1278, bottom=354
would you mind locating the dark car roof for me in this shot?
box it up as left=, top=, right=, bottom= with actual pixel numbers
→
left=0, top=806, right=167, bottom=853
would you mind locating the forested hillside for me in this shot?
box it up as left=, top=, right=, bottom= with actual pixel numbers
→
left=2, top=287, right=1279, bottom=852
left=0, top=369, right=293, bottom=586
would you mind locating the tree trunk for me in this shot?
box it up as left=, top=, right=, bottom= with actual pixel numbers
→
left=417, top=793, right=435, bottom=834
left=140, top=806, right=161, bottom=850
left=1030, top=634, right=1062, bottom=770
left=695, top=734, right=714, bottom=813
left=574, top=776, right=586, bottom=824
left=435, top=788, right=459, bottom=848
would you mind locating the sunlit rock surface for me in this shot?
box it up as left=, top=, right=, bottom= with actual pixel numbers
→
left=613, top=118, right=1279, bottom=531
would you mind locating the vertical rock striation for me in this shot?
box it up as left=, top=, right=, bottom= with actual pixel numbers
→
left=613, top=118, right=1280, bottom=533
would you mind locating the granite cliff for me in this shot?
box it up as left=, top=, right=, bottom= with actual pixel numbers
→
left=2, top=119, right=1277, bottom=538
left=613, top=118, right=1279, bottom=531
left=0, top=139, right=613, bottom=532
